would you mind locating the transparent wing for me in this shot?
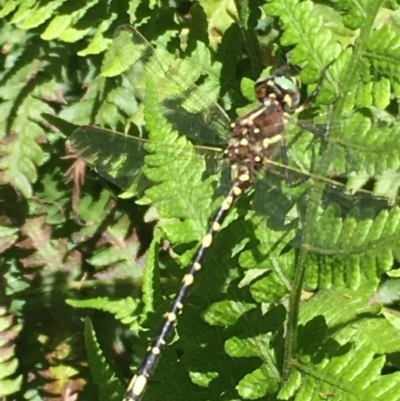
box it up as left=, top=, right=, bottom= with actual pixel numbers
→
left=69, top=125, right=229, bottom=231
left=259, top=111, right=400, bottom=269
left=286, top=111, right=400, bottom=202
left=69, top=126, right=153, bottom=194
left=113, top=24, right=231, bottom=146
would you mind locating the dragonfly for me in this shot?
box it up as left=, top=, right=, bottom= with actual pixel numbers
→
left=69, top=25, right=400, bottom=401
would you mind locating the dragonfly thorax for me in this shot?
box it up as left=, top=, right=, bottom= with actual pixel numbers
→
left=255, top=75, right=300, bottom=112
left=226, top=102, right=285, bottom=184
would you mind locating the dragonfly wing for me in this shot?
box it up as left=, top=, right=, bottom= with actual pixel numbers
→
left=69, top=126, right=227, bottom=223
left=113, top=24, right=231, bottom=146
left=70, top=126, right=148, bottom=195
left=281, top=112, right=400, bottom=202
left=252, top=111, right=400, bottom=263
left=329, top=113, right=400, bottom=200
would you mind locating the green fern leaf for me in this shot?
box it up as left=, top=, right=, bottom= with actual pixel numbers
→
left=84, top=317, right=124, bottom=401
left=0, top=307, right=22, bottom=397
left=68, top=298, right=141, bottom=331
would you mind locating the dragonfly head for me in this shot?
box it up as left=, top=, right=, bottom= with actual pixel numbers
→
left=254, top=75, right=300, bottom=112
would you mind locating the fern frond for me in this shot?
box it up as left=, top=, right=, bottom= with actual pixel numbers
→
left=68, top=298, right=141, bottom=331
left=84, top=317, right=124, bottom=401
left=0, top=307, right=22, bottom=397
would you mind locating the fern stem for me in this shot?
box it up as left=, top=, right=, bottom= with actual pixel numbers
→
left=282, top=0, right=385, bottom=382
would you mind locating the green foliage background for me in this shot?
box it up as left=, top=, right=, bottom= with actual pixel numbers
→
left=2, top=0, right=400, bottom=400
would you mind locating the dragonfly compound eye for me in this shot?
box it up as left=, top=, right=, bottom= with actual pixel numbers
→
left=255, top=75, right=301, bottom=112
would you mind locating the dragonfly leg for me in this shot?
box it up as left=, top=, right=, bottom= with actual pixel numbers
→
left=298, top=100, right=337, bottom=159
left=273, top=64, right=290, bottom=77
left=294, top=60, right=334, bottom=114
left=279, top=138, right=293, bottom=186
